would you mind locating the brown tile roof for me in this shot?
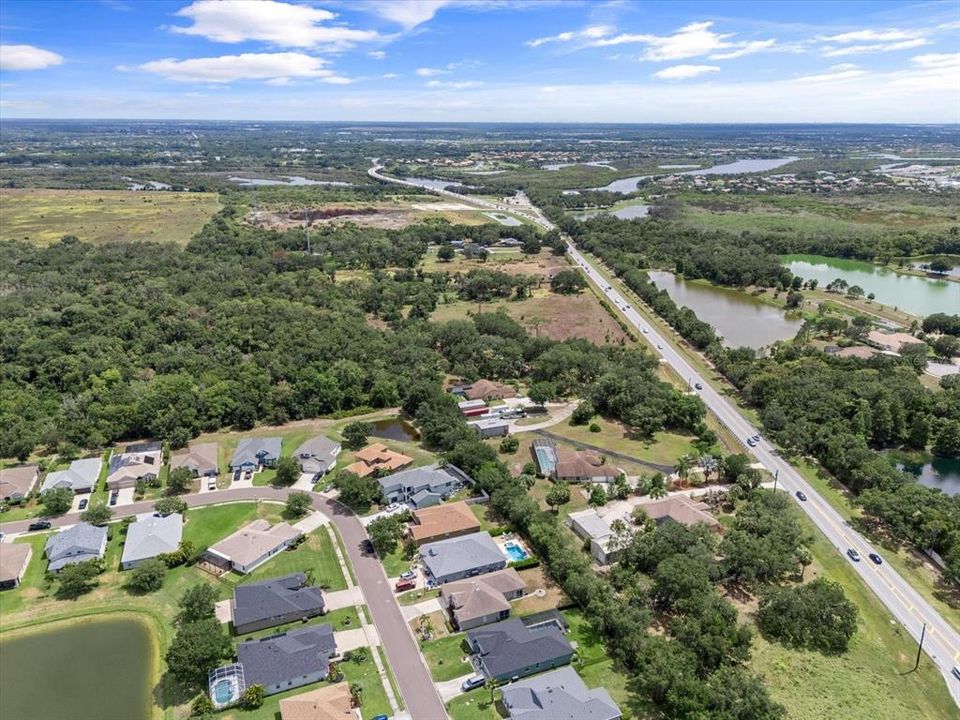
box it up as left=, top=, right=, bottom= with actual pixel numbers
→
left=279, top=683, right=353, bottom=720
left=465, top=379, right=517, bottom=401
left=208, top=520, right=301, bottom=567
left=834, top=346, right=877, bottom=360
left=410, top=501, right=482, bottom=544
left=345, top=443, right=413, bottom=478
left=441, top=568, right=525, bottom=625
left=0, top=543, right=32, bottom=584
left=0, top=465, right=38, bottom=499
left=639, top=495, right=720, bottom=529
left=554, top=450, right=620, bottom=480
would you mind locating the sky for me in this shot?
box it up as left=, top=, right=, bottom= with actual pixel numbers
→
left=1, top=0, right=958, bottom=122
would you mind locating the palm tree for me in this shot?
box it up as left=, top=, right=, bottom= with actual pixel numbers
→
left=648, top=472, right=668, bottom=499
left=485, top=677, right=502, bottom=705
left=795, top=546, right=813, bottom=581
left=349, top=682, right=363, bottom=708
left=675, top=454, right=695, bottom=485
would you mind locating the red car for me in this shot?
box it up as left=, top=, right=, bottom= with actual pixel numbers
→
left=395, top=578, right=416, bottom=592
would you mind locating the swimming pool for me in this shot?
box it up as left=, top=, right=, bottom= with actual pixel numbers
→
left=504, top=542, right=529, bottom=562
left=213, top=680, right=234, bottom=705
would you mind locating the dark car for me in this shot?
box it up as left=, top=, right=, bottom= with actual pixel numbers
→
left=868, top=553, right=883, bottom=565
left=362, top=539, right=375, bottom=554
left=109, top=491, right=119, bottom=506
left=78, top=498, right=88, bottom=511
left=694, top=382, right=703, bottom=390
left=795, top=491, right=807, bottom=502
left=28, top=520, right=52, bottom=531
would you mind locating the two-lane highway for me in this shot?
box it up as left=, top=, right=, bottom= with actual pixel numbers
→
left=371, top=163, right=960, bottom=705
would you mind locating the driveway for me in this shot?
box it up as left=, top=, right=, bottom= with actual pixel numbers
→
left=401, top=597, right=443, bottom=621
left=292, top=472, right=316, bottom=491
left=114, top=487, right=136, bottom=506
left=323, top=587, right=364, bottom=612
left=436, top=672, right=476, bottom=702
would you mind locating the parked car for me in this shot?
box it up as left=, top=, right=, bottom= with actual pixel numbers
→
left=78, top=498, right=88, bottom=511
left=395, top=578, right=416, bottom=592
left=233, top=470, right=240, bottom=482
left=795, top=491, right=807, bottom=502
left=28, top=520, right=52, bottom=531
left=461, top=676, right=486, bottom=692
left=399, top=570, right=416, bottom=581
left=109, top=490, right=120, bottom=506
left=868, top=553, right=883, bottom=565
left=385, top=503, right=401, bottom=513
left=372, top=715, right=389, bottom=720
left=847, top=548, right=861, bottom=562
left=207, top=479, right=217, bottom=490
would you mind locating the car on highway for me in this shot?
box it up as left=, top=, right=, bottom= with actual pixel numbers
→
left=868, top=553, right=883, bottom=565
left=795, top=491, right=807, bottom=501
left=694, top=382, right=702, bottom=390
left=847, top=548, right=861, bottom=562
left=78, top=498, right=88, bottom=511
left=747, top=438, right=756, bottom=447
left=656, top=343, right=664, bottom=350
left=28, top=520, right=52, bottom=531
left=642, top=328, right=649, bottom=334
left=461, top=676, right=486, bottom=692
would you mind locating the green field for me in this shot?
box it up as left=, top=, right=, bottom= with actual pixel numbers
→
left=0, top=189, right=221, bottom=246
left=421, top=634, right=473, bottom=681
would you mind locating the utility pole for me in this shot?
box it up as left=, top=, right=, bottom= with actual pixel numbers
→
left=914, top=623, right=926, bottom=672
left=773, top=468, right=779, bottom=492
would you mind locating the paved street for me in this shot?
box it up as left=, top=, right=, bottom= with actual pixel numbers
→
left=0, top=486, right=449, bottom=719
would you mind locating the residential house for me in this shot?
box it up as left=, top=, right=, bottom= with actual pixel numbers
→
left=865, top=330, right=925, bottom=354
left=293, top=436, right=341, bottom=481
left=210, top=625, right=337, bottom=707
left=170, top=442, right=219, bottom=477
left=279, top=684, right=353, bottom=720
left=468, top=417, right=510, bottom=438
left=409, top=501, right=481, bottom=545
left=501, top=666, right=621, bottom=720
left=0, top=543, right=32, bottom=590
left=377, top=464, right=470, bottom=509
left=637, top=495, right=721, bottom=532
left=467, top=617, right=574, bottom=682
left=343, top=443, right=413, bottom=478
left=458, top=399, right=489, bottom=417
left=232, top=573, right=325, bottom=635
left=40, top=457, right=102, bottom=495
left=420, top=531, right=506, bottom=584
left=440, top=568, right=525, bottom=630
left=465, top=379, right=517, bottom=402
left=202, top=520, right=302, bottom=575
left=0, top=465, right=39, bottom=502
left=121, top=512, right=184, bottom=570
left=567, top=509, right=625, bottom=565
left=554, top=449, right=620, bottom=484
left=230, top=437, right=282, bottom=473
left=106, top=442, right=163, bottom=491
left=825, top=345, right=878, bottom=360
left=45, top=522, right=108, bottom=572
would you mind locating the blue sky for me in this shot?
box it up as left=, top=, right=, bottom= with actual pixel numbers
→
left=1, top=0, right=958, bottom=122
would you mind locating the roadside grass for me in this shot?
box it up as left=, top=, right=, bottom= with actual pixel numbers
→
left=445, top=691, right=504, bottom=720
left=219, top=529, right=347, bottom=592
left=421, top=634, right=473, bottom=681
left=397, top=587, right=441, bottom=606
left=546, top=416, right=697, bottom=469
left=749, top=510, right=956, bottom=720
left=376, top=646, right=405, bottom=710
left=0, top=189, right=221, bottom=246
left=181, top=503, right=264, bottom=550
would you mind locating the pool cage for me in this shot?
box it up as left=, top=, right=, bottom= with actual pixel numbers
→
left=208, top=663, right=246, bottom=709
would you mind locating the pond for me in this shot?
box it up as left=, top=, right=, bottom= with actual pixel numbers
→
left=781, top=255, right=959, bottom=318
left=229, top=176, right=352, bottom=187
left=0, top=617, right=153, bottom=720
left=647, top=271, right=802, bottom=349
left=589, top=157, right=800, bottom=193
left=575, top=202, right=651, bottom=221
left=890, top=452, right=960, bottom=496
left=369, top=418, right=420, bottom=443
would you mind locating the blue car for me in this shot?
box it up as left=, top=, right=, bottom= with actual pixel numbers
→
left=371, top=716, right=389, bottom=720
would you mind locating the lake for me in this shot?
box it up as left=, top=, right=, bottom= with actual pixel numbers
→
left=575, top=203, right=651, bottom=221
left=892, top=453, right=960, bottom=496
left=403, top=176, right=464, bottom=191
left=648, top=271, right=802, bottom=349
left=590, top=157, right=800, bottom=193
left=369, top=418, right=420, bottom=442
left=781, top=255, right=959, bottom=318
left=0, top=617, right=153, bottom=720
left=229, top=176, right=352, bottom=187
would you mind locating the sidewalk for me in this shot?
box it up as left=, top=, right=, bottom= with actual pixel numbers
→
left=400, top=597, right=443, bottom=622
left=292, top=510, right=328, bottom=534
left=324, top=524, right=402, bottom=716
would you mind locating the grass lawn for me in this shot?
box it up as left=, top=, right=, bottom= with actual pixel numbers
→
left=529, top=477, right=588, bottom=515
left=0, top=189, right=221, bottom=246
left=380, top=545, right=415, bottom=579
left=221, top=529, right=347, bottom=592
left=748, top=510, right=956, bottom=720
left=547, top=416, right=697, bottom=469
left=421, top=634, right=473, bottom=681
left=469, top=503, right=508, bottom=532
left=397, top=587, right=441, bottom=606
left=181, top=503, right=265, bottom=550
left=0, top=533, right=54, bottom=615
left=446, top=692, right=504, bottom=720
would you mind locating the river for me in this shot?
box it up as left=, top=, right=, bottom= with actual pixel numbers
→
left=648, top=271, right=802, bottom=349
left=0, top=616, right=153, bottom=720
left=782, top=255, right=959, bottom=318
left=590, top=157, right=800, bottom=193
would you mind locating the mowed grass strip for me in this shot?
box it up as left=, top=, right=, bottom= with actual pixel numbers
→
left=0, top=189, right=220, bottom=246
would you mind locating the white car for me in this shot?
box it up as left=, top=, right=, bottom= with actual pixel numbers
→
left=657, top=344, right=664, bottom=350
left=642, top=328, right=649, bottom=334
left=207, top=479, right=217, bottom=490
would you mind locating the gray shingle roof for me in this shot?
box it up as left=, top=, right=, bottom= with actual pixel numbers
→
left=40, top=457, right=102, bottom=493
left=45, top=522, right=107, bottom=571
left=467, top=617, right=573, bottom=680
left=502, top=666, right=620, bottom=720
left=237, top=625, right=336, bottom=688
left=421, top=531, right=504, bottom=580
left=233, top=573, right=325, bottom=629
left=231, top=438, right=282, bottom=468
left=121, top=513, right=183, bottom=566
left=377, top=464, right=449, bottom=495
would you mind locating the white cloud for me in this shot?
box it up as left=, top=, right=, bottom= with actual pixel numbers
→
left=592, top=21, right=777, bottom=63
left=0, top=44, right=63, bottom=71
left=134, top=52, right=349, bottom=84
left=653, top=64, right=720, bottom=80
left=526, top=25, right=614, bottom=48
left=416, top=66, right=450, bottom=76
left=794, top=63, right=867, bottom=82
left=364, top=0, right=449, bottom=30
left=170, top=0, right=380, bottom=48
left=710, top=39, right=777, bottom=60
left=425, top=79, right=483, bottom=88
left=822, top=38, right=928, bottom=56
left=820, top=29, right=918, bottom=43
left=368, top=50, right=387, bottom=60
left=382, top=72, right=400, bottom=79
left=911, top=52, right=960, bottom=69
